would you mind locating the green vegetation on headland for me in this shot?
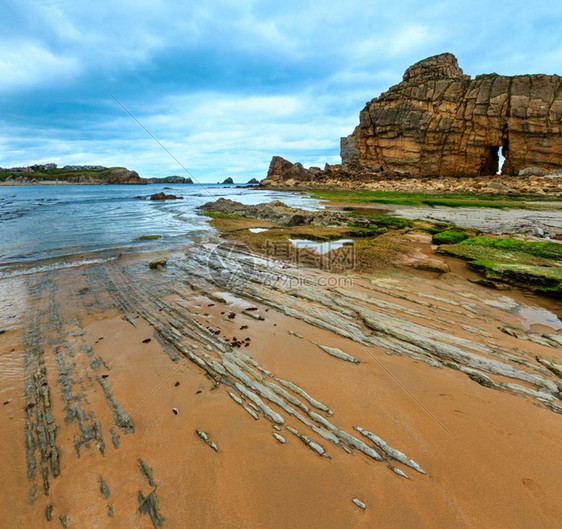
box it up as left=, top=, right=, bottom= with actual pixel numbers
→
left=438, top=237, right=562, bottom=296
left=310, top=190, right=562, bottom=209
left=1, top=168, right=109, bottom=180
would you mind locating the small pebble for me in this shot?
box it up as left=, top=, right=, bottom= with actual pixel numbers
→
left=142, top=338, right=151, bottom=344
left=174, top=382, right=180, bottom=387
left=352, top=498, right=366, bottom=510
left=172, top=408, right=179, bottom=415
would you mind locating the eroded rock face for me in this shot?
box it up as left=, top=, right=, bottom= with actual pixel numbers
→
left=341, top=53, right=562, bottom=177
left=259, top=156, right=562, bottom=196
left=106, top=168, right=146, bottom=184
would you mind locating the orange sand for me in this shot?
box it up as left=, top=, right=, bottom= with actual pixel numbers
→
left=0, top=251, right=561, bottom=529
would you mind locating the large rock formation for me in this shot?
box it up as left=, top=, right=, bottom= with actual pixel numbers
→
left=263, top=53, right=562, bottom=186
left=106, top=167, right=146, bottom=184
left=341, top=53, right=562, bottom=177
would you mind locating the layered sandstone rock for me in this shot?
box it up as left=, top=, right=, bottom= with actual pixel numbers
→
left=263, top=53, right=562, bottom=186
left=260, top=156, right=562, bottom=195
left=341, top=53, right=562, bottom=177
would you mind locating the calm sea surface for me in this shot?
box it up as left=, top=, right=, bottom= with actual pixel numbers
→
left=0, top=184, right=321, bottom=277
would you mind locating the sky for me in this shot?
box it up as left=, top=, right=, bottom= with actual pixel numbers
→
left=1, top=1, right=561, bottom=182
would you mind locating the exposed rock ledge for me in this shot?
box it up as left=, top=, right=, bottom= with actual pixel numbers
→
left=261, top=156, right=562, bottom=195
left=198, top=198, right=349, bottom=226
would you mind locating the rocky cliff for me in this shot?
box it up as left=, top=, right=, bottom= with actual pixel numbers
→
left=341, top=53, right=562, bottom=177
left=106, top=168, right=146, bottom=184
left=0, top=166, right=147, bottom=185
left=263, top=53, right=562, bottom=185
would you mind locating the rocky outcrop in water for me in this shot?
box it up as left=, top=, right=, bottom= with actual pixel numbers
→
left=106, top=168, right=146, bottom=185
left=149, top=192, right=183, bottom=200
left=263, top=53, right=562, bottom=184
left=149, top=176, right=193, bottom=184
left=199, top=198, right=349, bottom=226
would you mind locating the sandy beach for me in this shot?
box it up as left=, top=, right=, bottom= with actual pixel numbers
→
left=3, top=6, right=562, bottom=528
left=1, top=237, right=561, bottom=528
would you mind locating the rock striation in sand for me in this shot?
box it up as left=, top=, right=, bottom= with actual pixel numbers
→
left=2, top=243, right=562, bottom=528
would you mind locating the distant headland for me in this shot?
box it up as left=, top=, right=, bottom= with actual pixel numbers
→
left=0, top=164, right=199, bottom=185
left=0, top=163, right=148, bottom=185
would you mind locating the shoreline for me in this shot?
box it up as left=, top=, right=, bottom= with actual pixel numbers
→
left=1, top=240, right=561, bottom=528
left=0, top=181, right=106, bottom=186
left=1, top=190, right=561, bottom=528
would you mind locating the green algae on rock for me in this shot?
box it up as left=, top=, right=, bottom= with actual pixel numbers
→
left=149, top=257, right=168, bottom=269
left=432, top=230, right=469, bottom=245
left=137, top=235, right=162, bottom=241
left=438, top=236, right=562, bottom=296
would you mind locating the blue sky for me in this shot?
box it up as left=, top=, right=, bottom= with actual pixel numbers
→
left=1, top=1, right=561, bottom=182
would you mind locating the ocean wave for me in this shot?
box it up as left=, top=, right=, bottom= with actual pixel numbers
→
left=0, top=256, right=118, bottom=279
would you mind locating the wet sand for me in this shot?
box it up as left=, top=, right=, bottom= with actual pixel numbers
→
left=1, top=247, right=561, bottom=528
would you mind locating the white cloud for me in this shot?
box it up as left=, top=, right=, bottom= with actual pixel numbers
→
left=0, top=86, right=359, bottom=181
left=390, top=24, right=431, bottom=56
left=0, top=42, right=79, bottom=92
left=1, top=0, right=562, bottom=180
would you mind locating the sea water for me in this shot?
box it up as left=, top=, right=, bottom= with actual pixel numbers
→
left=0, top=184, right=321, bottom=276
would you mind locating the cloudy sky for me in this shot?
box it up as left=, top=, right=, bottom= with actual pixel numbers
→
left=1, top=1, right=561, bottom=182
